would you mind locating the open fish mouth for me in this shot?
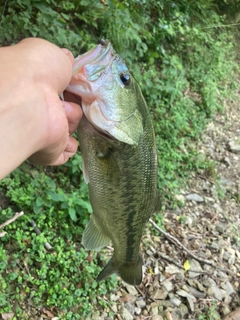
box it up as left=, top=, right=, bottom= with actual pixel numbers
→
left=72, top=39, right=114, bottom=75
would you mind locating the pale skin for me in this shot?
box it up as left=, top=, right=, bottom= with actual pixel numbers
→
left=0, top=38, right=83, bottom=180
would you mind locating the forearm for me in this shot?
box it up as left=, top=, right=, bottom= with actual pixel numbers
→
left=0, top=58, right=47, bottom=179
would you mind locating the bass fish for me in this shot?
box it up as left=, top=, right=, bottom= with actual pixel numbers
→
left=66, top=39, right=158, bottom=285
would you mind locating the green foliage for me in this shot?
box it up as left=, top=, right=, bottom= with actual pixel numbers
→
left=0, top=158, right=116, bottom=318
left=198, top=300, right=221, bottom=320
left=0, top=0, right=238, bottom=317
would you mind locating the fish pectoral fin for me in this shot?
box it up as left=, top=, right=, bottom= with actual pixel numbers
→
left=97, top=255, right=143, bottom=286
left=82, top=157, right=90, bottom=184
left=82, top=216, right=110, bottom=251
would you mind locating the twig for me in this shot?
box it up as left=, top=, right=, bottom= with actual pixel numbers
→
left=0, top=211, right=24, bottom=237
left=0, top=211, right=24, bottom=229
left=30, top=219, right=53, bottom=251
left=149, top=218, right=234, bottom=275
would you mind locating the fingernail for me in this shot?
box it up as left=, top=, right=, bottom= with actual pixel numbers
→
left=61, top=48, right=70, bottom=55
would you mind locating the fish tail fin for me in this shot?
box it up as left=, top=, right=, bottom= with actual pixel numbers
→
left=118, top=255, right=143, bottom=286
left=97, top=255, right=143, bottom=286
left=82, top=216, right=110, bottom=251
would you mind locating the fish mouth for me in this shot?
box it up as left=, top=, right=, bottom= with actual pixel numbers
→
left=98, top=39, right=107, bottom=46
left=72, top=40, right=114, bottom=75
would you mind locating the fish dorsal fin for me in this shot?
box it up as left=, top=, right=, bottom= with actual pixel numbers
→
left=82, top=216, right=110, bottom=251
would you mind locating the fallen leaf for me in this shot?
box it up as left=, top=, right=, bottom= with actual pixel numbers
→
left=184, top=259, right=190, bottom=271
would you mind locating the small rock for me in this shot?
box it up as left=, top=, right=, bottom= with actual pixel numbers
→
left=124, top=302, right=135, bottom=315
left=110, top=294, right=119, bottom=302
left=222, top=156, right=232, bottom=166
left=175, top=194, right=185, bottom=204
left=209, top=242, right=220, bottom=252
left=228, top=139, right=240, bottom=153
left=188, top=286, right=206, bottom=298
left=205, top=196, right=215, bottom=203
left=119, top=307, right=133, bottom=320
left=188, top=259, right=204, bottom=278
left=91, top=314, right=102, bottom=320
left=222, top=306, right=232, bottom=317
left=125, top=284, right=138, bottom=295
left=151, top=306, right=159, bottom=315
left=158, top=300, right=175, bottom=308
left=176, top=289, right=195, bottom=300
left=134, top=307, right=142, bottom=315
left=186, top=296, right=195, bottom=312
left=1, top=314, right=15, bottom=320
left=170, top=296, right=182, bottom=307
left=207, top=285, right=223, bottom=301
left=165, top=265, right=182, bottom=274
left=136, top=299, right=146, bottom=308
left=222, top=307, right=240, bottom=320
left=162, top=280, right=173, bottom=292
left=152, top=288, right=168, bottom=300
left=219, top=177, right=235, bottom=188
left=111, top=303, right=118, bottom=313
left=213, top=203, right=223, bottom=213
left=151, top=316, right=164, bottom=320
left=186, top=193, right=204, bottom=202
left=171, top=303, right=189, bottom=319
left=215, top=223, right=226, bottom=234
left=202, top=278, right=217, bottom=287
left=195, top=280, right=205, bottom=292
left=225, top=281, right=235, bottom=296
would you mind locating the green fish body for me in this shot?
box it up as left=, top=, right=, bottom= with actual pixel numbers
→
left=67, top=40, right=158, bottom=285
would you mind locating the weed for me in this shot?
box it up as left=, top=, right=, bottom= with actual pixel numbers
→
left=198, top=300, right=221, bottom=320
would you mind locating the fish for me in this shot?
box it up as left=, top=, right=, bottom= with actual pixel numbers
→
left=66, top=39, right=159, bottom=286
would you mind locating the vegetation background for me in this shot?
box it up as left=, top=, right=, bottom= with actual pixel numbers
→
left=0, top=0, right=239, bottom=319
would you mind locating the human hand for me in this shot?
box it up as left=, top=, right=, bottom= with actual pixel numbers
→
left=0, top=38, right=82, bottom=179
left=21, top=38, right=83, bottom=166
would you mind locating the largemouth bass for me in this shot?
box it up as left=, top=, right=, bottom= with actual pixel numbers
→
left=66, top=40, right=158, bottom=285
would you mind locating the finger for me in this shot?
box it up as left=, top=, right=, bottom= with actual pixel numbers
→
left=50, top=136, right=79, bottom=166
left=62, top=101, right=83, bottom=134
left=18, top=39, right=74, bottom=93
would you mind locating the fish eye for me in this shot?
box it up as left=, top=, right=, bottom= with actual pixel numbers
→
left=120, top=73, right=130, bottom=86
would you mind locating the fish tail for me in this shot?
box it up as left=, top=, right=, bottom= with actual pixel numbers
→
left=97, top=255, right=143, bottom=286
left=118, top=255, right=143, bottom=286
